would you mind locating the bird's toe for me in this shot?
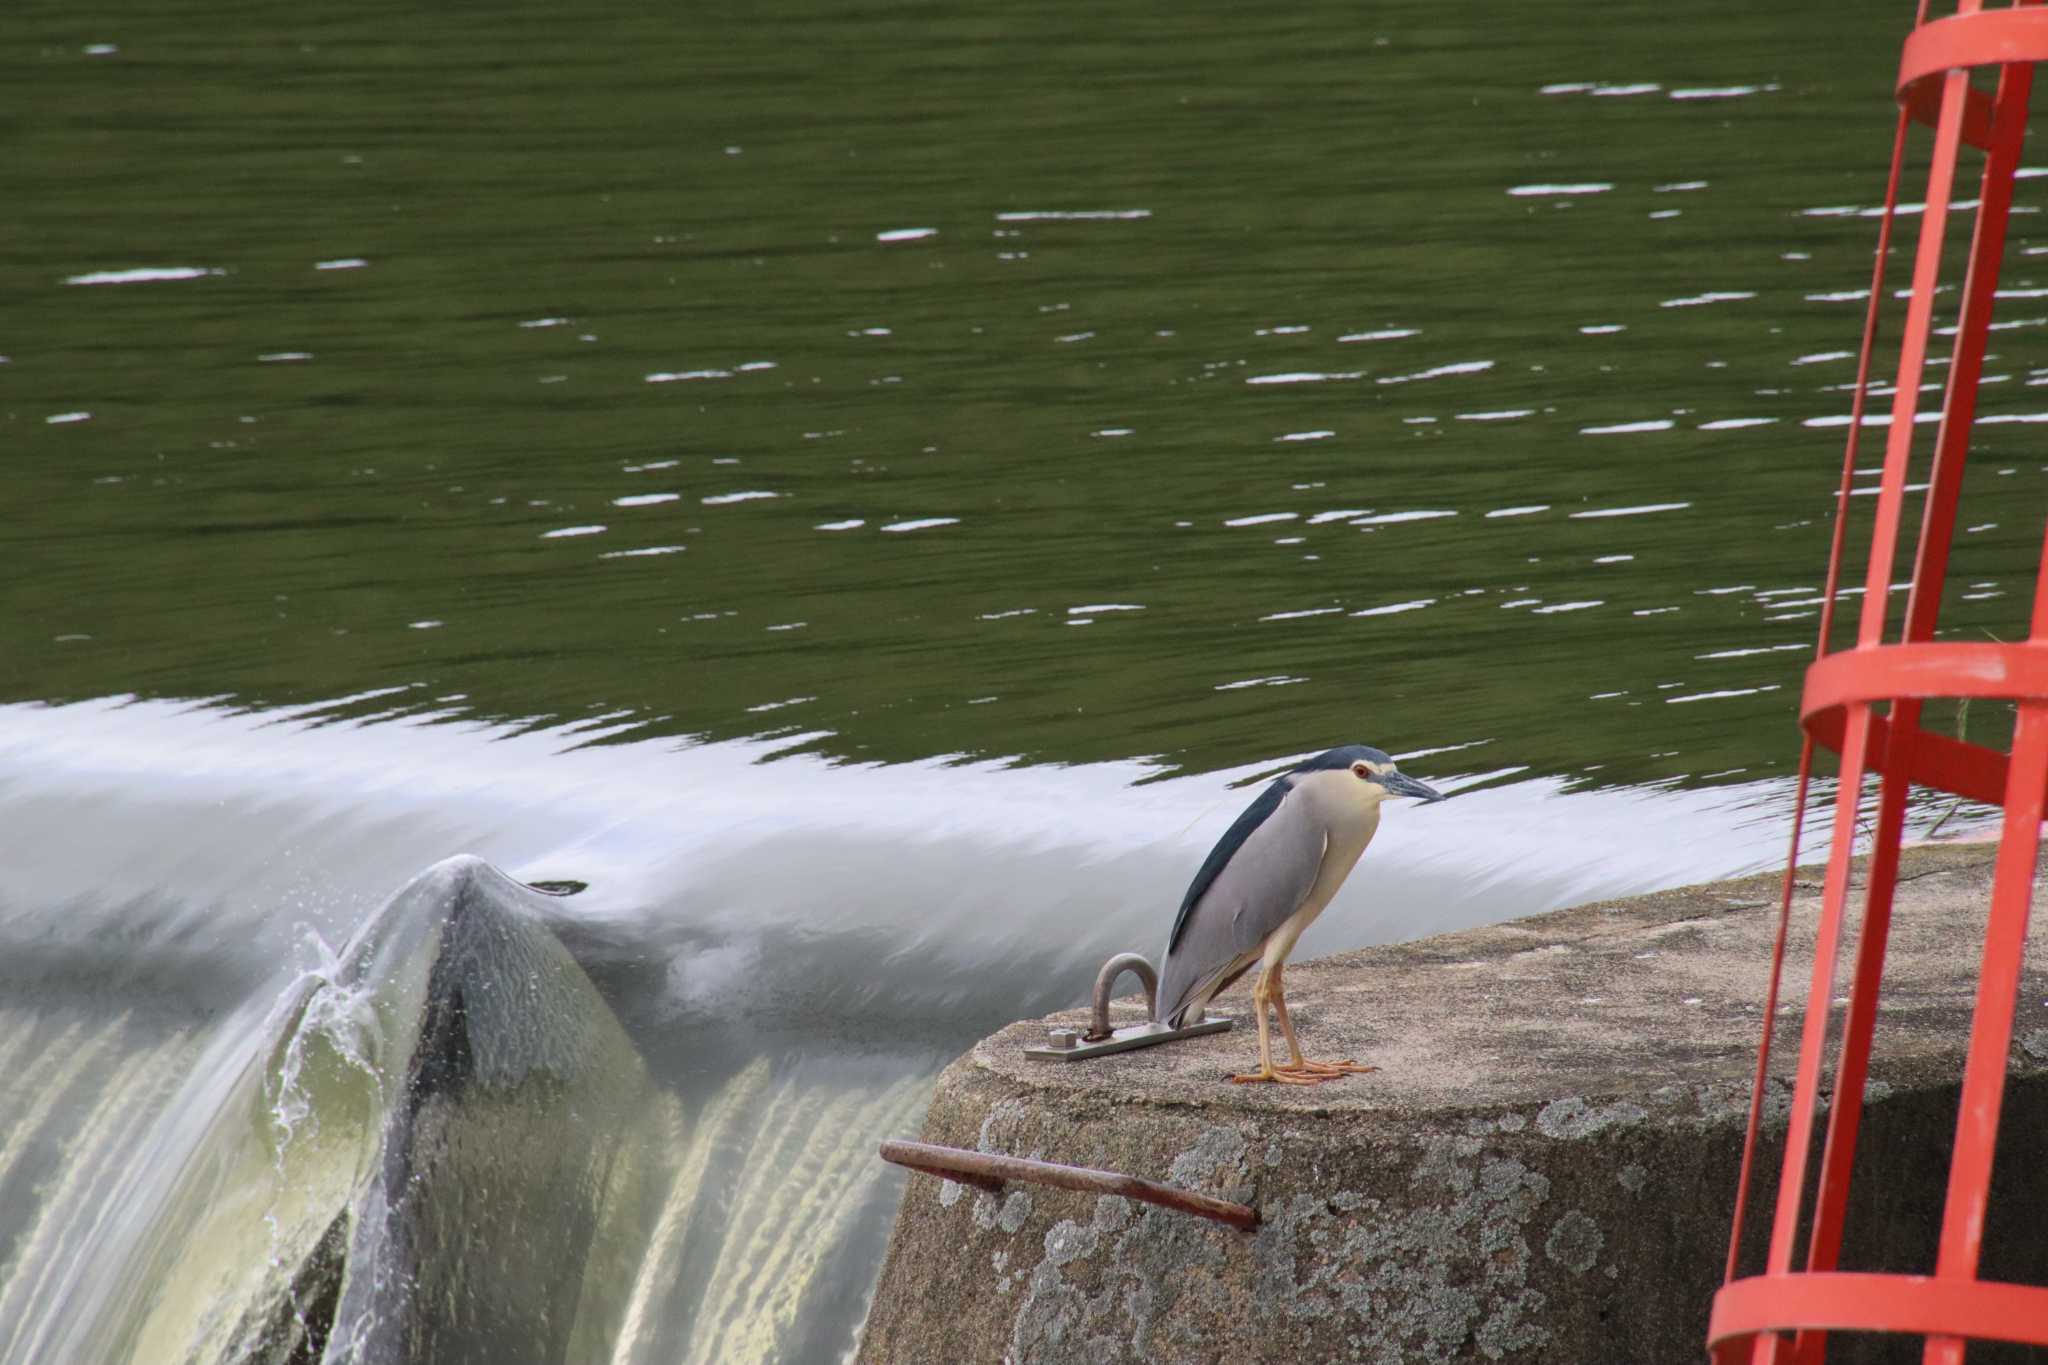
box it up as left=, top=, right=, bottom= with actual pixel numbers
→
left=1228, top=1066, right=1321, bottom=1085
left=1277, top=1059, right=1378, bottom=1079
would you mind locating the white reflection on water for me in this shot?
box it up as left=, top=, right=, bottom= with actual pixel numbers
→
left=1378, top=360, right=1494, bottom=384
left=1225, top=511, right=1298, bottom=526
left=1803, top=201, right=1983, bottom=219
left=1338, top=328, right=1418, bottom=342
left=1352, top=599, right=1435, bottom=617
left=1353, top=510, right=1457, bottom=526
left=1581, top=419, right=1673, bottom=434
left=878, top=517, right=959, bottom=533
left=1699, top=643, right=1806, bottom=660
left=1804, top=413, right=1942, bottom=428
left=65, top=266, right=220, bottom=286
left=1571, top=502, right=1691, bottom=519
left=994, top=210, right=1150, bottom=221
left=1668, top=685, right=1783, bottom=704
left=542, top=524, right=607, bottom=538
left=1661, top=291, right=1756, bottom=307
left=1670, top=84, right=1776, bottom=100
left=1245, top=369, right=1365, bottom=385
left=702, top=491, right=781, bottom=505
left=1506, top=183, right=1613, bottom=196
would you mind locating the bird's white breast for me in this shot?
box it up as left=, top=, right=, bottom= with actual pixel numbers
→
left=1261, top=769, right=1383, bottom=966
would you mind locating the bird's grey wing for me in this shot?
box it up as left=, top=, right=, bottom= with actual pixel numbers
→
left=1157, top=780, right=1326, bottom=1024
left=1166, top=779, right=1286, bottom=956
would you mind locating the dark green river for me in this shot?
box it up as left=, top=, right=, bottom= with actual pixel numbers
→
left=2, top=0, right=2038, bottom=1360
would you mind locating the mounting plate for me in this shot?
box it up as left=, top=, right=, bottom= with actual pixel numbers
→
left=1023, top=1015, right=1233, bottom=1061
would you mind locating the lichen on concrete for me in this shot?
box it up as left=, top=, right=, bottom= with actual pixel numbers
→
left=1542, top=1210, right=1603, bottom=1274
left=1532, top=1096, right=1646, bottom=1141
left=1252, top=1129, right=1555, bottom=1362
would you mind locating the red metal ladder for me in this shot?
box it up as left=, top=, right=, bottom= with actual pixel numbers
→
left=1710, top=3, right=2048, bottom=1360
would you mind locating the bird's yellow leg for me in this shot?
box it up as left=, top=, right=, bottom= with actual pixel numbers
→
left=1229, top=965, right=1319, bottom=1085
left=1270, top=964, right=1376, bottom=1079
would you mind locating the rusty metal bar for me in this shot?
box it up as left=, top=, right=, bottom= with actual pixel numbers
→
left=878, top=1138, right=1260, bottom=1231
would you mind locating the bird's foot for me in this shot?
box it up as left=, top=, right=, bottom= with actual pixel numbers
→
left=1277, top=1058, right=1378, bottom=1079
left=1227, top=1064, right=1325, bottom=1086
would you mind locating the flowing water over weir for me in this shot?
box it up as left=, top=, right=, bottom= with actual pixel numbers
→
left=6, top=0, right=2048, bottom=1358
left=0, top=699, right=1971, bottom=1363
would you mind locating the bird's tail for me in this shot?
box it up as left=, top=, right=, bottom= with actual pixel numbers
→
left=1154, top=943, right=1195, bottom=1027
left=1158, top=951, right=1256, bottom=1030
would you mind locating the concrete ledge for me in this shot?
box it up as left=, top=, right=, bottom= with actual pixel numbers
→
left=858, top=843, right=2048, bottom=1363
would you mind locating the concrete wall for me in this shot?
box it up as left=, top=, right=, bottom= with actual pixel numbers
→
left=858, top=845, right=2048, bottom=1363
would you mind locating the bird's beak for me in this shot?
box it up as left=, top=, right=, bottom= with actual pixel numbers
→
left=1382, top=770, right=1447, bottom=804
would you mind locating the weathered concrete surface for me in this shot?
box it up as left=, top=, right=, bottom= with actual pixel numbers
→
left=859, top=842, right=2048, bottom=1364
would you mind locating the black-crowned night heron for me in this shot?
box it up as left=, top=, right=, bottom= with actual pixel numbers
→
left=1155, top=745, right=1445, bottom=1085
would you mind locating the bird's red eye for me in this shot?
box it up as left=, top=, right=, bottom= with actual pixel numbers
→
left=1352, top=764, right=1368, bottom=778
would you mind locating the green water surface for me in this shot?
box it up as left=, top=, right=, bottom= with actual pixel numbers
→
left=7, top=0, right=2042, bottom=784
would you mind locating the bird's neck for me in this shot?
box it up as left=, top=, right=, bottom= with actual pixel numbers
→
left=1291, top=770, right=1383, bottom=861
left=1292, top=770, right=1384, bottom=829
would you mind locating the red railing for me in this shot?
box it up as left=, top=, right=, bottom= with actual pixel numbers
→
left=1710, top=4, right=2048, bottom=1361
